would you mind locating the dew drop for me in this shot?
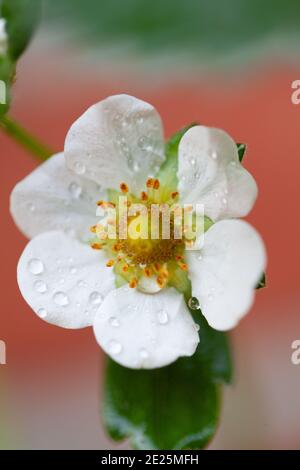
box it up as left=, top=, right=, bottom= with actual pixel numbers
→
left=194, top=323, right=200, bottom=332
left=108, top=340, right=122, bottom=355
left=157, top=309, right=169, bottom=325
left=109, top=316, right=120, bottom=328
left=222, top=197, right=227, bottom=205
left=77, top=280, right=84, bottom=288
left=190, top=158, right=196, bottom=166
left=138, top=135, right=152, bottom=152
left=211, top=151, right=218, bottom=160
left=74, top=161, right=86, bottom=175
left=69, top=266, right=77, bottom=274
left=139, top=348, right=149, bottom=359
left=34, top=280, right=47, bottom=293
left=188, top=297, right=201, bottom=311
left=28, top=258, right=44, bottom=275
left=68, top=181, right=82, bottom=198
left=53, top=291, right=69, bottom=307
left=37, top=308, right=47, bottom=318
left=137, top=115, right=144, bottom=125
left=133, top=161, right=140, bottom=172
left=89, top=291, right=102, bottom=305
left=197, top=254, right=203, bottom=261
left=27, top=202, right=36, bottom=213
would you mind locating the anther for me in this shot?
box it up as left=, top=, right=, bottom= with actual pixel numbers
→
left=146, top=178, right=154, bottom=188
left=91, top=243, right=103, bottom=250
left=141, top=191, right=148, bottom=201
left=178, top=262, right=188, bottom=271
left=120, top=182, right=129, bottom=193
left=129, top=277, right=138, bottom=288
left=106, top=259, right=115, bottom=267
left=153, top=179, right=160, bottom=190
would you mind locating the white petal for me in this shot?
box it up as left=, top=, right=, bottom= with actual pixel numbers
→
left=17, top=231, right=115, bottom=329
left=64, top=94, right=165, bottom=195
left=177, top=126, right=257, bottom=221
left=10, top=153, right=105, bottom=241
left=93, top=286, right=199, bottom=369
left=187, top=219, right=266, bottom=331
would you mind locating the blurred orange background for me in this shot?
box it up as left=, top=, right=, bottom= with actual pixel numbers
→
left=1, top=33, right=300, bottom=448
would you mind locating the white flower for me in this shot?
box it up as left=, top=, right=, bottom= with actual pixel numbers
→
left=10, top=94, right=266, bottom=369
left=0, top=18, right=8, bottom=56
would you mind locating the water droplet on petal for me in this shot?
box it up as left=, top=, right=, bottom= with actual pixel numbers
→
left=208, top=293, right=214, bottom=301
left=27, top=202, right=36, bottom=213
left=109, top=316, right=120, bottom=328
left=157, top=309, right=169, bottom=325
left=68, top=181, right=82, bottom=198
left=197, top=254, right=203, bottom=261
left=138, top=135, right=152, bottom=152
left=77, top=280, right=84, bottom=288
left=222, top=197, right=227, bottom=205
left=34, top=280, right=47, bottom=293
left=139, top=348, right=149, bottom=359
left=74, top=161, right=86, bottom=175
left=69, top=266, right=77, bottom=274
left=190, top=158, right=196, bottom=166
left=211, top=151, right=218, bottom=160
left=28, top=258, right=44, bottom=275
left=89, top=291, right=102, bottom=305
left=188, top=297, right=201, bottom=311
left=194, top=323, right=200, bottom=332
left=133, top=161, right=140, bottom=172
left=37, top=308, right=47, bottom=318
left=108, top=340, right=122, bottom=355
left=53, top=291, right=69, bottom=307
left=137, top=115, right=144, bottom=125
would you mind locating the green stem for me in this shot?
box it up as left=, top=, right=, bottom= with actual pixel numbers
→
left=0, top=115, right=54, bottom=161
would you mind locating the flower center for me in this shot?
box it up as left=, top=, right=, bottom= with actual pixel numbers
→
left=89, top=178, right=191, bottom=291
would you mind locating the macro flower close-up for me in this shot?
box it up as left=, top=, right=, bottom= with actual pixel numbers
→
left=4, top=0, right=300, bottom=454
left=10, top=94, right=266, bottom=370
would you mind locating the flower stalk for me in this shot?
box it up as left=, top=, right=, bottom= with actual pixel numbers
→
left=0, top=115, right=54, bottom=161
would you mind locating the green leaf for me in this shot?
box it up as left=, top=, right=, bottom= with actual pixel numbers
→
left=0, top=56, right=12, bottom=117
left=256, top=272, right=266, bottom=289
left=0, top=0, right=41, bottom=118
left=103, top=309, right=232, bottom=450
left=0, top=0, right=41, bottom=61
left=237, top=142, right=247, bottom=162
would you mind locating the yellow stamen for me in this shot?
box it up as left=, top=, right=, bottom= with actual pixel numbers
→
left=129, top=277, right=138, bottom=288
left=146, top=178, right=154, bottom=188
left=141, top=191, right=148, bottom=201
left=178, top=262, right=188, bottom=271
left=153, top=179, right=160, bottom=190
left=157, top=275, right=165, bottom=288
left=120, top=182, right=129, bottom=193
left=144, top=267, right=152, bottom=277
left=91, top=243, right=103, bottom=250
left=90, top=225, right=97, bottom=233
left=122, top=263, right=129, bottom=273
left=106, top=259, right=115, bottom=267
